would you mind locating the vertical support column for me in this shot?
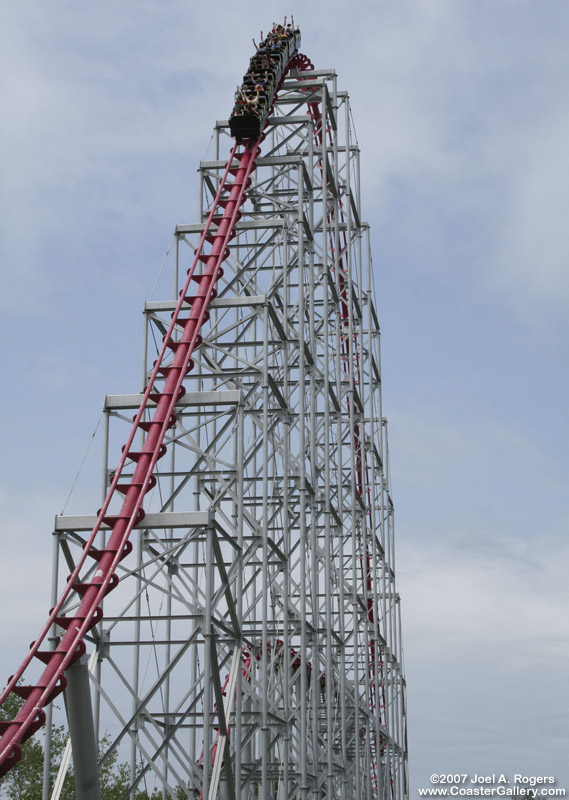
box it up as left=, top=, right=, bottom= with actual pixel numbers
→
left=64, top=655, right=101, bottom=800
left=129, top=528, right=143, bottom=798
left=280, top=223, right=291, bottom=800
left=323, top=85, right=335, bottom=800
left=308, top=122, right=319, bottom=800
left=202, top=519, right=214, bottom=800
left=94, top=406, right=111, bottom=743
left=234, top=401, right=244, bottom=798
left=260, top=301, right=269, bottom=799
left=295, top=118, right=308, bottom=800
left=42, top=532, right=61, bottom=800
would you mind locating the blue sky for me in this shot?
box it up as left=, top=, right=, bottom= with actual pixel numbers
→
left=1, top=0, right=569, bottom=794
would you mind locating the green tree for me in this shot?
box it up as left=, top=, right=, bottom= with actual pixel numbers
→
left=0, top=692, right=72, bottom=799
left=0, top=693, right=187, bottom=799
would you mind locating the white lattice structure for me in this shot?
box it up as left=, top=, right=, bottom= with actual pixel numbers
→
left=40, top=66, right=408, bottom=800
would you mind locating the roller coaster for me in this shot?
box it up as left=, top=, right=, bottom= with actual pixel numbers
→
left=0, top=24, right=408, bottom=800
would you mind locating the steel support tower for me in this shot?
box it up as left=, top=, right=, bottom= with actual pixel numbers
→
left=1, top=62, right=407, bottom=800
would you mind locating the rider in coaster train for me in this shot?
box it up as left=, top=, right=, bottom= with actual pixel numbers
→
left=230, top=17, right=300, bottom=141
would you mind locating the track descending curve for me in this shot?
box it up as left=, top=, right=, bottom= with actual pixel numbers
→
left=0, top=39, right=311, bottom=779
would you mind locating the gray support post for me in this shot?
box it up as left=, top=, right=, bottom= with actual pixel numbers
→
left=42, top=531, right=61, bottom=800
left=64, top=655, right=101, bottom=800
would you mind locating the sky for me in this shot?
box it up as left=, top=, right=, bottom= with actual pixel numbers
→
left=1, top=0, right=569, bottom=795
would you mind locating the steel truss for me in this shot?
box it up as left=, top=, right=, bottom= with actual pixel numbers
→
left=35, top=67, right=406, bottom=799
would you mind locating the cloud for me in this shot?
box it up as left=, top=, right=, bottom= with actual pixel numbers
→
left=399, top=528, right=569, bottom=782
left=491, top=107, right=569, bottom=313
left=0, top=487, right=60, bottom=661
left=324, top=0, right=569, bottom=330
left=400, top=532, right=569, bottom=655
left=388, top=410, right=560, bottom=513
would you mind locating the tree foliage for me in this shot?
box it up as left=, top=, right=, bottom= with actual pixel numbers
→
left=0, top=693, right=187, bottom=799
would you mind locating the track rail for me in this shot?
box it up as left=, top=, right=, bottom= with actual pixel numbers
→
left=0, top=137, right=259, bottom=776
left=0, top=48, right=311, bottom=775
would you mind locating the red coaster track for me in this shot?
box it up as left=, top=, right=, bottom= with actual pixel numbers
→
left=0, top=45, right=314, bottom=778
